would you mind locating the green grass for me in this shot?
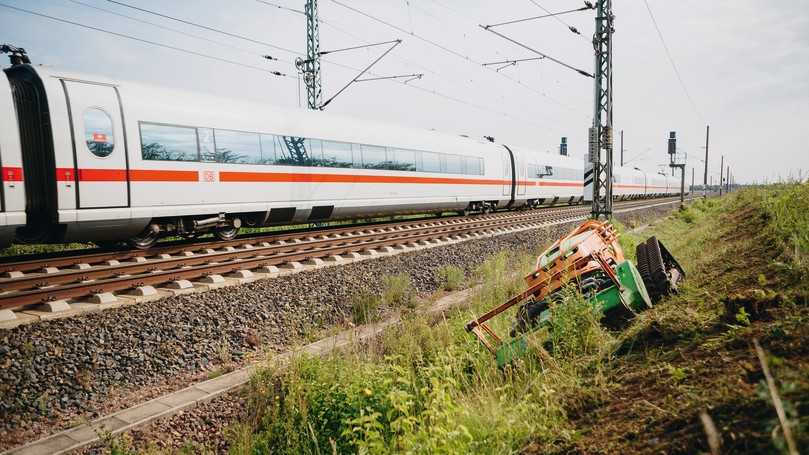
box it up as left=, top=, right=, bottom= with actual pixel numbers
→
left=435, top=265, right=465, bottom=292
left=0, top=242, right=95, bottom=257
left=228, top=249, right=614, bottom=454
left=351, top=290, right=382, bottom=324
left=226, top=185, right=809, bottom=454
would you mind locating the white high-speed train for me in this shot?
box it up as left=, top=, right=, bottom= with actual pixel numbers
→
left=0, top=61, right=680, bottom=249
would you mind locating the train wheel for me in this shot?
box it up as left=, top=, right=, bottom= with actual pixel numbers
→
left=214, top=225, right=239, bottom=241
left=128, top=229, right=159, bottom=250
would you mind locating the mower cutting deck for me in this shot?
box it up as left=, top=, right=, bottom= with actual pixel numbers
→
left=466, top=220, right=684, bottom=368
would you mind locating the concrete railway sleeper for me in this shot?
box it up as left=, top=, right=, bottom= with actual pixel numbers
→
left=0, top=204, right=594, bottom=275
left=0, top=197, right=691, bottom=321
left=0, top=211, right=589, bottom=310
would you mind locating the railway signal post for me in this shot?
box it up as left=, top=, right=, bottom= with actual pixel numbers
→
left=589, top=0, right=615, bottom=220
left=668, top=131, right=686, bottom=208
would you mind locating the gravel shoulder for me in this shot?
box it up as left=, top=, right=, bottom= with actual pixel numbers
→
left=0, top=204, right=676, bottom=451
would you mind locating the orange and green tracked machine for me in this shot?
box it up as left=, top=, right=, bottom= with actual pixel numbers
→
left=466, top=220, right=684, bottom=367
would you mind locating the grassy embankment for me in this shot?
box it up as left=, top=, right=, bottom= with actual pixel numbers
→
left=222, top=185, right=809, bottom=454
left=98, top=186, right=808, bottom=454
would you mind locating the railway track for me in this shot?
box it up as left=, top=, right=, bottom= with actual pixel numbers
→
left=0, top=195, right=694, bottom=455
left=0, top=197, right=685, bottom=318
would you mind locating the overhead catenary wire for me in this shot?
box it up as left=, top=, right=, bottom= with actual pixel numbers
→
left=254, top=0, right=305, bottom=15
left=68, top=0, right=296, bottom=67
left=250, top=0, right=574, bottom=128
left=480, top=25, right=593, bottom=78
left=103, top=0, right=551, bottom=126
left=252, top=0, right=443, bottom=79
left=102, top=0, right=401, bottom=80
left=483, top=56, right=544, bottom=72
left=526, top=0, right=589, bottom=40
left=106, top=0, right=300, bottom=57
left=320, top=40, right=402, bottom=108
left=642, top=0, right=704, bottom=122
left=355, top=73, right=422, bottom=83
left=5, top=2, right=551, bottom=129
left=328, top=0, right=582, bottom=113
left=0, top=2, right=293, bottom=78
left=318, top=39, right=401, bottom=56
left=485, top=5, right=594, bottom=29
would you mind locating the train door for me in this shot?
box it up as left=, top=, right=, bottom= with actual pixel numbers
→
left=63, top=81, right=129, bottom=208
left=516, top=154, right=526, bottom=196
left=501, top=149, right=511, bottom=197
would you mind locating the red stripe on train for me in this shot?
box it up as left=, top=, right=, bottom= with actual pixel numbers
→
left=1, top=167, right=23, bottom=182
left=219, top=171, right=506, bottom=185
left=47, top=168, right=637, bottom=189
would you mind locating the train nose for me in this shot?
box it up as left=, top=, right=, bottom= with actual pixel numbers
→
left=0, top=64, right=28, bottom=247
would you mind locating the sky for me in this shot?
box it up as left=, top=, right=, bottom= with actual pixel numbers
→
left=1, top=0, right=808, bottom=184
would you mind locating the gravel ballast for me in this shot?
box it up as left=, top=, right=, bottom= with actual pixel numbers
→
left=0, top=204, right=677, bottom=450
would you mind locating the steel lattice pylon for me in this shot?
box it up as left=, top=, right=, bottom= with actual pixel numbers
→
left=303, top=0, right=322, bottom=110
left=589, top=0, right=614, bottom=219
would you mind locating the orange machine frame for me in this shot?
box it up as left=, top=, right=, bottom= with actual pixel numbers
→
left=465, top=220, right=626, bottom=353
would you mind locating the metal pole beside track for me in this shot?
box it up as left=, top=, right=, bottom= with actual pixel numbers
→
left=703, top=125, right=709, bottom=198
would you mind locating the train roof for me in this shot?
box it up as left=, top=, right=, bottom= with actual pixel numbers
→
left=28, top=64, right=507, bottom=155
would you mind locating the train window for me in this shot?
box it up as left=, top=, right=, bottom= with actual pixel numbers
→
left=360, top=144, right=387, bottom=169
left=419, top=151, right=441, bottom=173
left=213, top=129, right=261, bottom=164
left=259, top=134, right=278, bottom=164
left=140, top=122, right=199, bottom=161
left=84, top=108, right=114, bottom=158
left=307, top=139, right=324, bottom=165
left=392, top=149, right=416, bottom=171
left=465, top=156, right=482, bottom=175
left=322, top=141, right=353, bottom=168
left=277, top=136, right=310, bottom=166
left=445, top=154, right=463, bottom=174
left=198, top=128, right=214, bottom=162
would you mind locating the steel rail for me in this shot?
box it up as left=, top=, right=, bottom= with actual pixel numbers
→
left=0, top=197, right=685, bottom=310
left=0, top=205, right=589, bottom=274
left=0, top=210, right=568, bottom=293
left=0, top=210, right=595, bottom=308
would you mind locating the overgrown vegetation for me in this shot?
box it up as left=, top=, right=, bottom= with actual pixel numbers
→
left=435, top=265, right=465, bottom=291
left=351, top=290, right=382, bottom=324
left=381, top=273, right=416, bottom=310
left=227, top=185, right=808, bottom=454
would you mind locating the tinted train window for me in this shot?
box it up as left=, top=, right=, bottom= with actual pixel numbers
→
left=322, top=141, right=353, bottom=168
left=420, top=151, right=442, bottom=173
left=213, top=129, right=261, bottom=164
left=392, top=149, right=416, bottom=171
left=140, top=122, right=198, bottom=161
left=465, top=157, right=483, bottom=175
left=360, top=144, right=387, bottom=169
left=307, top=139, right=324, bottom=165
left=198, top=128, right=215, bottom=162
left=259, top=134, right=278, bottom=164
left=276, top=136, right=310, bottom=166
left=84, top=108, right=114, bottom=158
left=445, top=154, right=463, bottom=174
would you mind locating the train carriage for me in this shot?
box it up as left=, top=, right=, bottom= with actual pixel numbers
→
left=512, top=147, right=584, bottom=207
left=3, top=64, right=517, bottom=247
left=0, top=60, right=683, bottom=249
